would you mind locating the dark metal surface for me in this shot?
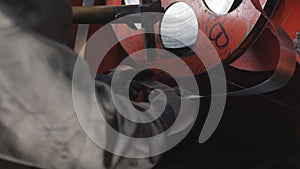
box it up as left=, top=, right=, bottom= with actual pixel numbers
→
left=295, top=32, right=300, bottom=57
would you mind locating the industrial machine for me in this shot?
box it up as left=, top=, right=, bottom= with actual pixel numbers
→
left=0, top=0, right=299, bottom=168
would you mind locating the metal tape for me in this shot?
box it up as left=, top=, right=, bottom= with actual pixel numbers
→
left=227, top=0, right=296, bottom=96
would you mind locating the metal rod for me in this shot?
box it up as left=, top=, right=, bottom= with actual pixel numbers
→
left=72, top=5, right=141, bottom=24
left=142, top=22, right=156, bottom=61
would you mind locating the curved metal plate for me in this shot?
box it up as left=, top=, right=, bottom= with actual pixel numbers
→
left=232, top=0, right=300, bottom=71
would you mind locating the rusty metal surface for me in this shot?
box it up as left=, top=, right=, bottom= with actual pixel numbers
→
left=110, top=0, right=279, bottom=77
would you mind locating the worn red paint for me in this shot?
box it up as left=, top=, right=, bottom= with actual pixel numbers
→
left=111, top=0, right=278, bottom=77
left=232, top=0, right=300, bottom=71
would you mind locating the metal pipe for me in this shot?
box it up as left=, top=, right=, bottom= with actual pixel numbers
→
left=72, top=5, right=141, bottom=24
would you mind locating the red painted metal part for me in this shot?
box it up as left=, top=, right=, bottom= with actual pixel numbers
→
left=232, top=0, right=300, bottom=71
left=71, top=0, right=299, bottom=74
left=272, top=0, right=300, bottom=51
left=110, top=0, right=279, bottom=77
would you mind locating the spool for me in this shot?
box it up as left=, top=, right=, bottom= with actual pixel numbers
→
left=110, top=0, right=279, bottom=77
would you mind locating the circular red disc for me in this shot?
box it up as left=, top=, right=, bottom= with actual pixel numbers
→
left=109, top=0, right=279, bottom=77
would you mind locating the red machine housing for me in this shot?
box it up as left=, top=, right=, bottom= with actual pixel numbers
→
left=71, top=0, right=300, bottom=74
